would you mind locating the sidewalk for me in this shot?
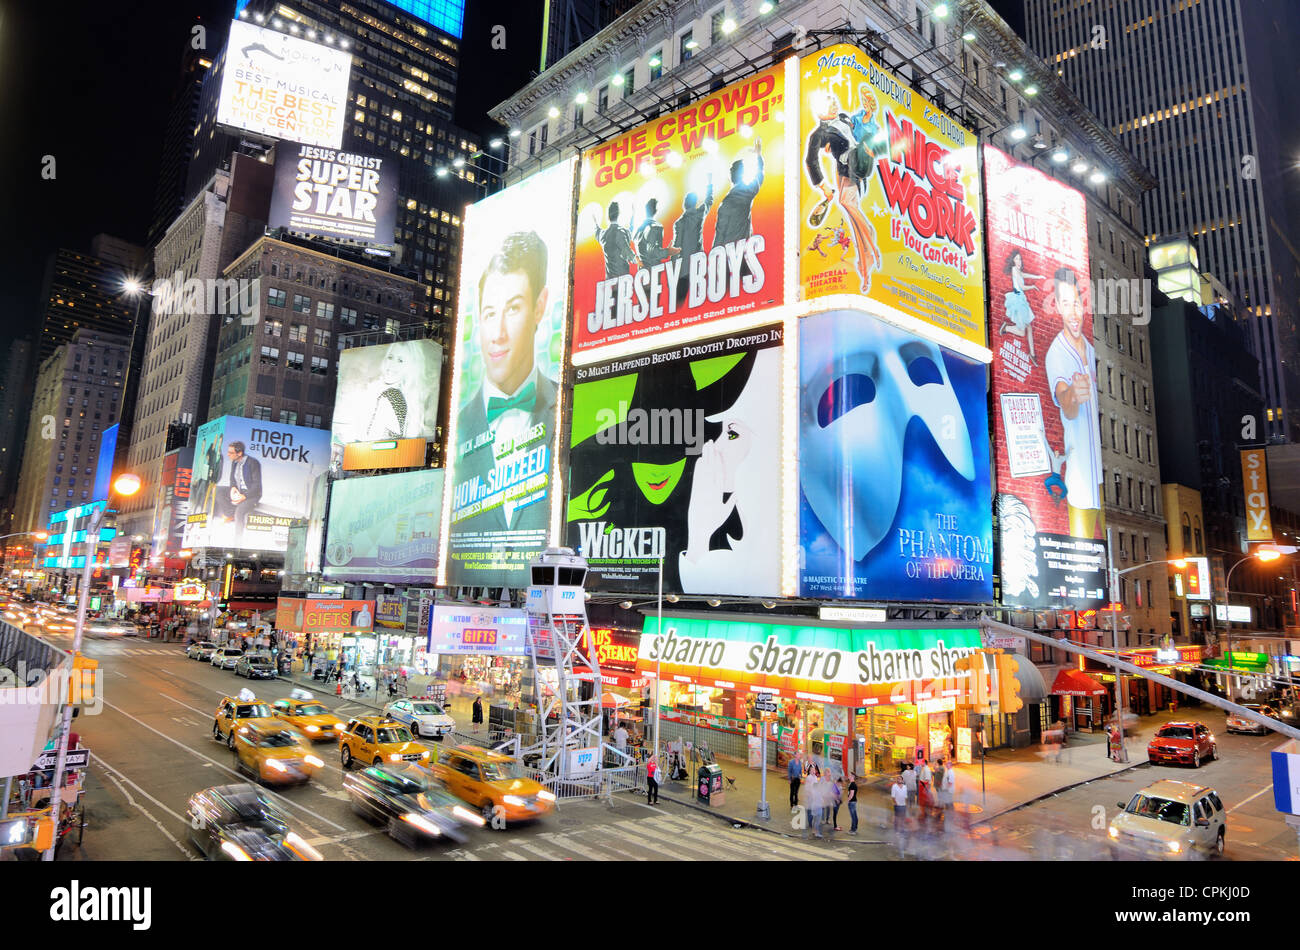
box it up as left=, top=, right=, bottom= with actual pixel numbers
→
left=647, top=706, right=1194, bottom=840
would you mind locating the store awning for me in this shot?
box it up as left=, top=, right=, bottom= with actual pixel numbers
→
left=1008, top=654, right=1049, bottom=702
left=573, top=667, right=646, bottom=689
left=1203, top=653, right=1270, bottom=673
left=600, top=691, right=631, bottom=708
left=1051, top=669, right=1107, bottom=697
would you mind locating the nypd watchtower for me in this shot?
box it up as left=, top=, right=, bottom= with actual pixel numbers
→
left=521, top=547, right=609, bottom=783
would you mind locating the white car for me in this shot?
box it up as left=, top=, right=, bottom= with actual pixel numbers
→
left=210, top=647, right=244, bottom=670
left=383, top=699, right=456, bottom=740
left=1108, top=780, right=1226, bottom=859
left=86, top=619, right=132, bottom=638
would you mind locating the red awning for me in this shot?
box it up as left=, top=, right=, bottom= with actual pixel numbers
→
left=574, top=667, right=646, bottom=689
left=1051, top=669, right=1107, bottom=697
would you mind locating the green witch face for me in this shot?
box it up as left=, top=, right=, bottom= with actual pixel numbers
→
left=631, top=458, right=687, bottom=504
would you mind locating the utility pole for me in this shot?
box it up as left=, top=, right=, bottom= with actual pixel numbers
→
left=1106, top=527, right=1129, bottom=763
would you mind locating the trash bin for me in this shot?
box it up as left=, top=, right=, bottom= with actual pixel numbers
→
left=696, top=763, right=724, bottom=806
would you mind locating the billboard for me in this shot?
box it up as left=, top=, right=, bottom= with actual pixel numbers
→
left=375, top=594, right=407, bottom=629
left=216, top=20, right=352, bottom=149
left=442, top=159, right=577, bottom=587
left=428, top=605, right=528, bottom=655
left=275, top=597, right=374, bottom=634
left=269, top=144, right=398, bottom=245
left=572, top=63, right=786, bottom=359
left=92, top=424, right=119, bottom=502
left=985, top=146, right=1106, bottom=608
left=332, top=340, right=443, bottom=445
left=183, top=416, right=331, bottom=552
left=798, top=44, right=985, bottom=350
left=1241, top=448, right=1273, bottom=541
left=152, top=447, right=194, bottom=556
left=325, top=469, right=445, bottom=583
left=566, top=324, right=783, bottom=595
left=342, top=439, right=427, bottom=471
left=798, top=308, right=992, bottom=601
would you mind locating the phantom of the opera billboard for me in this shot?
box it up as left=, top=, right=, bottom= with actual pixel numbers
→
left=985, top=145, right=1106, bottom=609
left=440, top=159, right=576, bottom=588
left=572, top=63, right=786, bottom=360
left=798, top=44, right=985, bottom=350
left=567, top=324, right=783, bottom=595
left=216, top=19, right=352, bottom=149
left=183, top=415, right=332, bottom=553
left=798, top=308, right=993, bottom=601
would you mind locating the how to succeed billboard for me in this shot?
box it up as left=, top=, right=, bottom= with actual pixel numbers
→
left=441, top=159, right=577, bottom=588
left=269, top=144, right=398, bottom=245
left=183, top=416, right=331, bottom=553
left=567, top=324, right=783, bottom=596
left=572, top=64, right=786, bottom=360
left=985, top=146, right=1106, bottom=609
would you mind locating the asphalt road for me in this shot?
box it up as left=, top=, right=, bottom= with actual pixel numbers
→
left=40, top=634, right=857, bottom=862
left=31, top=629, right=1296, bottom=862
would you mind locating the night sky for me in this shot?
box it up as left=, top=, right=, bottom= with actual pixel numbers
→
left=0, top=0, right=541, bottom=353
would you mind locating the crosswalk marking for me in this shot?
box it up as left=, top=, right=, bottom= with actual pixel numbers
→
left=566, top=826, right=648, bottom=861
left=643, top=815, right=800, bottom=862
left=509, top=840, right=564, bottom=861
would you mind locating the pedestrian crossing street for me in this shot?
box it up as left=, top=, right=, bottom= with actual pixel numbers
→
left=430, top=810, right=855, bottom=862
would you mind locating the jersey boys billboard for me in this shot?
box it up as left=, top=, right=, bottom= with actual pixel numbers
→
left=985, top=146, right=1106, bottom=609
left=798, top=44, right=985, bottom=351
left=567, top=325, right=783, bottom=595
left=798, top=308, right=992, bottom=601
left=441, top=159, right=576, bottom=587
left=572, top=64, right=786, bottom=359
left=183, top=415, right=331, bottom=553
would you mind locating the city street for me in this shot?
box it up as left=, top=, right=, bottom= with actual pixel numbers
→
left=36, top=631, right=1295, bottom=862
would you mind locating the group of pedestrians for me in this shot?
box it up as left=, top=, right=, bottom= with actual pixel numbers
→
left=890, top=758, right=957, bottom=835
left=784, top=752, right=859, bottom=838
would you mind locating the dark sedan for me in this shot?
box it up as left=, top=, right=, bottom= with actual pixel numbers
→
left=235, top=654, right=277, bottom=679
left=343, top=762, right=485, bottom=847
left=185, top=784, right=322, bottom=861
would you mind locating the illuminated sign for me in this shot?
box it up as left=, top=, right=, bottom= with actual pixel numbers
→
left=341, top=438, right=428, bottom=471
left=461, top=628, right=498, bottom=646
left=275, top=598, right=375, bottom=634
left=1215, top=604, right=1252, bottom=623
left=583, top=627, right=640, bottom=670
left=428, top=606, right=528, bottom=655
left=1241, top=449, right=1273, bottom=541
left=173, top=579, right=208, bottom=602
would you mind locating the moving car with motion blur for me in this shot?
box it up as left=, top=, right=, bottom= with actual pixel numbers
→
left=186, top=641, right=218, bottom=660
left=1108, top=779, right=1226, bottom=859
left=338, top=716, right=431, bottom=769
left=233, top=723, right=323, bottom=785
left=343, top=761, right=485, bottom=846
left=85, top=619, right=132, bottom=638
left=213, top=692, right=283, bottom=749
left=271, top=694, right=346, bottom=740
left=185, top=784, right=322, bottom=861
left=1146, top=721, right=1217, bottom=768
left=383, top=698, right=456, bottom=740
left=431, top=745, right=556, bottom=827
left=234, top=653, right=276, bottom=680
left=1225, top=704, right=1284, bottom=735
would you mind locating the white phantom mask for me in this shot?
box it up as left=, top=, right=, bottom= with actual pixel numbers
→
left=800, top=311, right=975, bottom=560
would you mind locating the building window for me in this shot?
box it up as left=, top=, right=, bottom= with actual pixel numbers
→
left=313, top=327, right=331, bottom=348
left=316, top=301, right=335, bottom=321
left=1194, top=517, right=1203, bottom=554
left=1114, top=473, right=1123, bottom=505
left=279, top=410, right=298, bottom=426
left=310, top=356, right=329, bottom=376
left=340, top=307, right=357, bottom=326
left=286, top=351, right=304, bottom=372
left=363, top=313, right=380, bottom=331
left=289, top=324, right=308, bottom=343
left=253, top=405, right=272, bottom=421
left=597, top=85, right=608, bottom=113
left=649, top=51, right=662, bottom=83
left=259, top=346, right=279, bottom=367
left=385, top=318, right=401, bottom=336
left=710, top=8, right=727, bottom=44
left=293, top=294, right=311, bottom=313
left=623, top=65, right=636, bottom=94
left=266, top=288, right=287, bottom=308
left=679, top=30, right=694, bottom=62
left=304, top=413, right=322, bottom=428
left=265, top=319, right=282, bottom=338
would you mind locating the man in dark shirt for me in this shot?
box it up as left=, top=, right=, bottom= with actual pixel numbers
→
left=712, top=138, right=764, bottom=250
left=671, top=176, right=714, bottom=307
left=594, top=201, right=636, bottom=278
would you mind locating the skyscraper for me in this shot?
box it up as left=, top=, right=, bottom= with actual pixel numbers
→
left=188, top=0, right=481, bottom=344
left=35, top=240, right=145, bottom=365
left=1024, top=0, right=1300, bottom=442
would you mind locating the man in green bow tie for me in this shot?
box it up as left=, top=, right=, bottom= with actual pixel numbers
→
left=452, top=230, right=559, bottom=539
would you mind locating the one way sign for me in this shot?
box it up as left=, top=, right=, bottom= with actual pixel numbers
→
left=31, top=749, right=89, bottom=771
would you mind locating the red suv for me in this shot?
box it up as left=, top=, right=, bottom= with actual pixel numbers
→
left=1147, top=721, right=1217, bottom=768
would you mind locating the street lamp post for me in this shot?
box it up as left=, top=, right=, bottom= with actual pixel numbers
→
left=1221, top=549, right=1282, bottom=699
left=42, top=473, right=140, bottom=860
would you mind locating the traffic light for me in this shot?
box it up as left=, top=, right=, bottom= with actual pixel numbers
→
left=995, top=653, right=1024, bottom=714
left=68, top=652, right=98, bottom=705
left=953, top=651, right=993, bottom=713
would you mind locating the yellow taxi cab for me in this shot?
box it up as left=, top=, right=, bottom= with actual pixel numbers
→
left=270, top=696, right=346, bottom=741
left=431, top=745, right=555, bottom=826
left=213, top=692, right=283, bottom=750
left=338, top=716, right=431, bottom=770
left=234, top=722, right=324, bottom=786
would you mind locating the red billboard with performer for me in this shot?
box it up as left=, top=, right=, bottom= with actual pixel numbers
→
left=986, top=146, right=1106, bottom=609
